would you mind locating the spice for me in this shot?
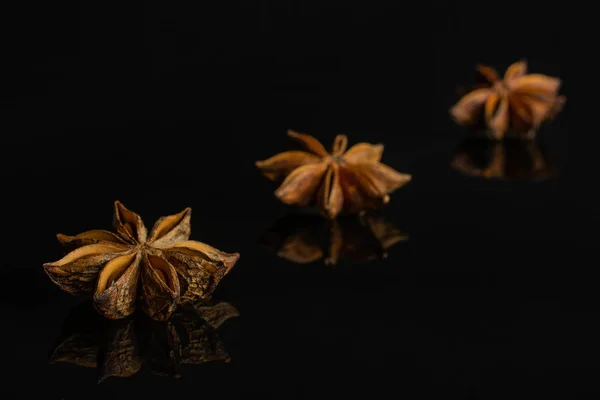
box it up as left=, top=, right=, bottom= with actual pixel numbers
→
left=49, top=298, right=239, bottom=381
left=450, top=60, right=565, bottom=139
left=260, top=212, right=407, bottom=265
left=43, top=201, right=240, bottom=321
left=451, top=138, right=555, bottom=181
left=256, top=130, right=412, bottom=219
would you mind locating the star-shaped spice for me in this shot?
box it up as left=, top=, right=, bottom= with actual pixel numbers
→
left=260, top=212, right=407, bottom=265
left=256, top=130, right=412, bottom=219
left=450, top=60, right=565, bottom=139
left=43, top=201, right=240, bottom=321
left=49, top=298, right=238, bottom=381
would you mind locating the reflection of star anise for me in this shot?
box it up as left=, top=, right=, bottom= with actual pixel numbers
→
left=259, top=212, right=407, bottom=265
left=451, top=138, right=556, bottom=181
left=256, top=130, right=411, bottom=219
left=450, top=60, right=565, bottom=140
left=49, top=299, right=239, bottom=382
left=43, top=201, right=239, bottom=321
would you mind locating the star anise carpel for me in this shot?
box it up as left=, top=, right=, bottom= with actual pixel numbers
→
left=256, top=130, right=412, bottom=219
left=43, top=201, right=240, bottom=321
left=450, top=60, right=565, bottom=140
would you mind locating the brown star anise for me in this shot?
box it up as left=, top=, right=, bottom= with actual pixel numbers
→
left=256, top=130, right=412, bottom=219
left=43, top=201, right=240, bottom=321
left=260, top=212, right=407, bottom=265
left=49, top=298, right=239, bottom=382
left=450, top=60, right=566, bottom=139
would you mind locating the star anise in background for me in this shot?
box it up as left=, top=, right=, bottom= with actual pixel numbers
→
left=49, top=298, right=239, bottom=382
left=450, top=60, right=565, bottom=140
left=451, top=138, right=556, bottom=181
left=44, top=201, right=240, bottom=321
left=260, top=212, right=407, bottom=265
left=256, top=130, right=412, bottom=219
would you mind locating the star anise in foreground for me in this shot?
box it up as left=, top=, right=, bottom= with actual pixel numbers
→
left=260, top=212, right=407, bottom=265
left=43, top=201, right=240, bottom=321
left=450, top=60, right=565, bottom=140
left=256, top=130, right=412, bottom=219
left=49, top=298, right=239, bottom=382
left=451, top=138, right=555, bottom=181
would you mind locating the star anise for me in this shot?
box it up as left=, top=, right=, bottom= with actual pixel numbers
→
left=260, top=212, right=407, bottom=265
left=49, top=298, right=239, bottom=382
left=256, top=130, right=412, bottom=219
left=450, top=60, right=566, bottom=139
left=43, top=201, right=240, bottom=321
left=451, top=137, right=555, bottom=181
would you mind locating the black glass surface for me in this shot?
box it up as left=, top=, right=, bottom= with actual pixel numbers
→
left=2, top=2, right=596, bottom=399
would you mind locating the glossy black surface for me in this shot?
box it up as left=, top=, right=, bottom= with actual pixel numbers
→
left=2, top=2, right=597, bottom=399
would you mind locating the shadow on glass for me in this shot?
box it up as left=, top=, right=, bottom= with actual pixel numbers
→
left=49, top=298, right=239, bottom=382
left=260, top=212, right=407, bottom=265
left=450, top=138, right=557, bottom=181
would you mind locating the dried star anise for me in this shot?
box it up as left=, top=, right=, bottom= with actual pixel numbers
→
left=450, top=60, right=566, bottom=140
left=451, top=137, right=555, bottom=181
left=256, top=130, right=412, bottom=219
left=260, top=212, right=407, bottom=265
left=43, top=201, right=240, bottom=321
left=49, top=298, right=238, bottom=382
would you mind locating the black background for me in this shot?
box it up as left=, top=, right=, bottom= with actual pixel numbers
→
left=1, top=1, right=597, bottom=399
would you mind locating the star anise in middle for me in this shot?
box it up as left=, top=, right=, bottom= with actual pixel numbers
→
left=256, top=130, right=412, bottom=219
